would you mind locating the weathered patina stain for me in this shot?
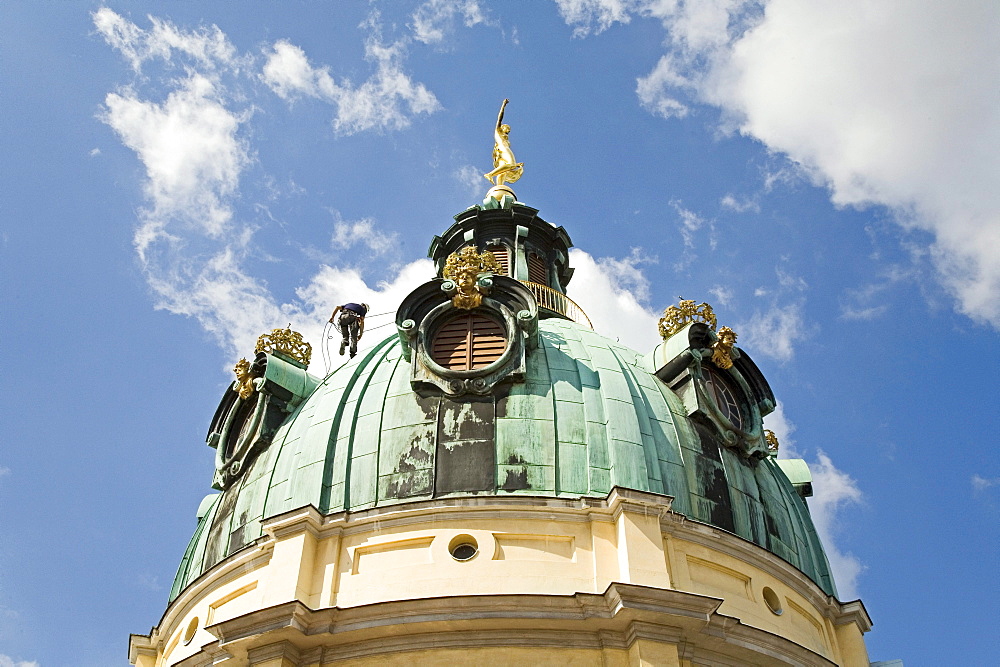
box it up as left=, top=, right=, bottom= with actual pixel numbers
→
left=435, top=396, right=495, bottom=494
left=396, top=440, right=433, bottom=473
left=416, top=394, right=438, bottom=421
left=500, top=452, right=530, bottom=491
left=692, top=421, right=736, bottom=533
left=204, top=487, right=240, bottom=566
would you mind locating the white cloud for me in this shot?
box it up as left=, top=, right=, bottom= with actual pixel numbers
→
left=763, top=401, right=797, bottom=456
left=740, top=300, right=806, bottom=361
left=708, top=285, right=733, bottom=307
left=411, top=0, right=489, bottom=45
left=596, top=247, right=657, bottom=301
left=97, top=11, right=444, bottom=364
left=636, top=54, right=691, bottom=118
left=0, top=656, right=40, bottom=667
left=670, top=199, right=714, bottom=270
left=335, top=37, right=441, bottom=134
left=330, top=216, right=398, bottom=254
left=454, top=164, right=486, bottom=197
left=261, top=40, right=338, bottom=101
left=566, top=248, right=661, bottom=352
left=93, top=7, right=238, bottom=72
left=765, top=406, right=865, bottom=600
left=553, top=0, right=637, bottom=37
left=807, top=451, right=865, bottom=600
left=103, top=73, right=250, bottom=247
left=776, top=268, right=807, bottom=292
left=262, top=32, right=441, bottom=135
left=0, top=466, right=9, bottom=478
left=972, top=474, right=1000, bottom=492
left=672, top=199, right=706, bottom=247
left=720, top=193, right=759, bottom=213
left=566, top=0, right=1000, bottom=328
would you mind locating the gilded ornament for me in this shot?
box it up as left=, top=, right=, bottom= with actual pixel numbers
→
left=657, top=299, right=718, bottom=339
left=443, top=246, right=503, bottom=309
left=764, top=429, right=780, bottom=454
left=711, top=326, right=738, bottom=370
left=233, top=358, right=256, bottom=400
left=483, top=99, right=523, bottom=196
left=255, top=327, right=312, bottom=367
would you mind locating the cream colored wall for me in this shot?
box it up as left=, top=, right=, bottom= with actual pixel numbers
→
left=139, top=493, right=869, bottom=666
left=315, top=646, right=678, bottom=667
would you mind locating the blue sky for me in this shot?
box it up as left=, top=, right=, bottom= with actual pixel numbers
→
left=2, top=1, right=998, bottom=664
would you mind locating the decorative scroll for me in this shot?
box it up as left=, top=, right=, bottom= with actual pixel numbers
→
left=711, top=326, right=738, bottom=370
left=658, top=299, right=718, bottom=339
left=764, top=429, right=780, bottom=454
left=443, top=246, right=503, bottom=309
left=255, top=327, right=312, bottom=367
left=233, top=358, right=256, bottom=400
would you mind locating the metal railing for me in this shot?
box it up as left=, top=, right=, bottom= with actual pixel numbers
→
left=520, top=281, right=593, bottom=329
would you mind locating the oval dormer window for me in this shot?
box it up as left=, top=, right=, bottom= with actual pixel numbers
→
left=224, top=398, right=258, bottom=459
left=431, top=313, right=507, bottom=371
left=703, top=367, right=744, bottom=431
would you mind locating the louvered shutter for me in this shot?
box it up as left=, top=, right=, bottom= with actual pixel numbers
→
left=527, top=251, right=548, bottom=285
left=486, top=245, right=510, bottom=277
left=431, top=314, right=507, bottom=370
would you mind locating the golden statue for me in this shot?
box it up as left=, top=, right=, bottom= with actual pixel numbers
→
left=484, top=99, right=523, bottom=188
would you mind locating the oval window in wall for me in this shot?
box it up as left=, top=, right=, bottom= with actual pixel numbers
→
left=431, top=313, right=507, bottom=371
left=224, top=398, right=258, bottom=459
left=703, top=367, right=744, bottom=431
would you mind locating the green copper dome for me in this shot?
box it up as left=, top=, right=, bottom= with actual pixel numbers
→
left=171, top=317, right=835, bottom=600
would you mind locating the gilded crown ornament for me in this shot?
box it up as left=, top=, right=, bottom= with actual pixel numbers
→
left=483, top=99, right=523, bottom=203
left=657, top=299, right=718, bottom=339
left=764, top=429, right=780, bottom=454
left=443, top=246, right=503, bottom=309
left=233, top=358, right=256, bottom=400
left=255, top=327, right=312, bottom=367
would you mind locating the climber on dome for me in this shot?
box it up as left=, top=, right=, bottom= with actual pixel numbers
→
left=329, top=302, right=368, bottom=358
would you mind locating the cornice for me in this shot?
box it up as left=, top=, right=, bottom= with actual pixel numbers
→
left=201, top=583, right=834, bottom=666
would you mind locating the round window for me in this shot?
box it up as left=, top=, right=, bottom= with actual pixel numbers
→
left=183, top=616, right=199, bottom=644
left=448, top=535, right=479, bottom=561
left=762, top=587, right=783, bottom=615
left=703, top=367, right=744, bottom=430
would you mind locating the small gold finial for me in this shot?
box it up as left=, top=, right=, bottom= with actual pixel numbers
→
left=764, top=429, right=780, bottom=454
left=443, top=246, right=503, bottom=309
left=484, top=99, right=523, bottom=201
left=233, top=358, right=256, bottom=400
left=657, top=299, right=718, bottom=339
left=711, top=326, right=738, bottom=369
left=255, top=327, right=312, bottom=367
